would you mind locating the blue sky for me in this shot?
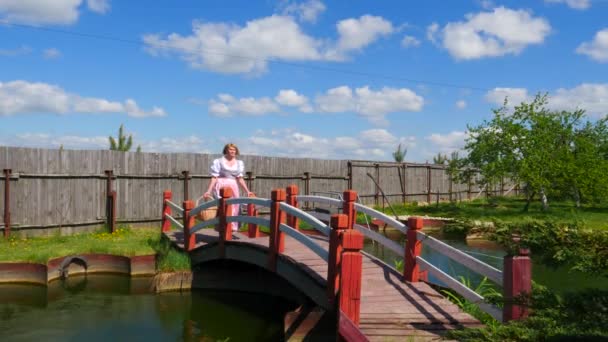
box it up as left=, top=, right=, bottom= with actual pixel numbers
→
left=0, top=0, right=606, bottom=162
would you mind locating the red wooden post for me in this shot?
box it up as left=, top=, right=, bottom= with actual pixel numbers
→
left=109, top=190, right=117, bottom=233
left=182, top=170, right=190, bottom=202
left=247, top=201, right=260, bottom=238
left=503, top=248, right=532, bottom=322
left=3, top=169, right=11, bottom=238
left=218, top=187, right=233, bottom=258
left=286, top=185, right=299, bottom=230
left=161, top=190, right=172, bottom=233
left=342, top=190, right=357, bottom=230
left=404, top=217, right=424, bottom=282
left=327, top=214, right=348, bottom=304
left=268, top=189, right=286, bottom=272
left=338, top=222, right=364, bottom=326
left=182, top=200, right=195, bottom=252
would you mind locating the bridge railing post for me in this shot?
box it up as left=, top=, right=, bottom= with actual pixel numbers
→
left=218, top=187, right=233, bottom=258
left=247, top=193, right=259, bottom=238
left=336, top=214, right=364, bottom=326
left=268, top=189, right=286, bottom=272
left=503, top=247, right=532, bottom=322
left=161, top=190, right=172, bottom=233
left=286, top=185, right=299, bottom=231
left=342, top=190, right=357, bottom=230
left=327, top=214, right=348, bottom=305
left=404, top=217, right=424, bottom=282
left=182, top=200, right=195, bottom=252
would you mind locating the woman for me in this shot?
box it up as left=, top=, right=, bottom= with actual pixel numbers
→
left=203, top=143, right=252, bottom=232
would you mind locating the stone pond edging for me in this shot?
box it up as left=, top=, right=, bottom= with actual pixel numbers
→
left=0, top=254, right=156, bottom=285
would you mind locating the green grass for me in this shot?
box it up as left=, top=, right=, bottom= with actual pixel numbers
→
left=376, top=196, right=608, bottom=230
left=1, top=226, right=161, bottom=264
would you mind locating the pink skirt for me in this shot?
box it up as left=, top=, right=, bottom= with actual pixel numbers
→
left=213, top=178, right=240, bottom=231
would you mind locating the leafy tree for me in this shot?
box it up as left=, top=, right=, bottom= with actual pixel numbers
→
left=109, top=124, right=134, bottom=152
left=458, top=94, right=608, bottom=210
left=392, top=143, right=407, bottom=162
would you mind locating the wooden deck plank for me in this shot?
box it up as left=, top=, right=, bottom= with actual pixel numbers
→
left=164, top=228, right=480, bottom=339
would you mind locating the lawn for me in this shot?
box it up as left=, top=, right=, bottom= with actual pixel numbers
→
left=376, top=196, right=608, bottom=230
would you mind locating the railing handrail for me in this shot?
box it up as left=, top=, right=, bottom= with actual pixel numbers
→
left=165, top=199, right=183, bottom=214
left=353, top=203, right=407, bottom=234
left=279, top=202, right=331, bottom=236
left=279, top=223, right=329, bottom=261
left=295, top=195, right=343, bottom=207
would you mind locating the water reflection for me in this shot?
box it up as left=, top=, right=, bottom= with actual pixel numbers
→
left=0, top=275, right=297, bottom=341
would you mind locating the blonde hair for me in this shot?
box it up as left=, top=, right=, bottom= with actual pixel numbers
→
left=222, top=143, right=240, bottom=155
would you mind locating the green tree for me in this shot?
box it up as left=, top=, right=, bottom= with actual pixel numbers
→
left=109, top=124, right=134, bottom=152
left=459, top=94, right=608, bottom=211
left=432, top=153, right=449, bottom=165
left=392, top=143, right=407, bottom=162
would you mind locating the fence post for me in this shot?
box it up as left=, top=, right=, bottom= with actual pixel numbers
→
left=401, top=163, right=406, bottom=204
left=268, top=189, right=286, bottom=272
left=347, top=161, right=353, bottom=190
left=246, top=171, right=254, bottom=194
left=467, top=175, right=472, bottom=200
left=104, top=169, right=114, bottom=232
left=503, top=247, right=532, bottom=322
left=182, top=200, right=195, bottom=252
left=161, top=190, right=172, bottom=233
left=374, top=163, right=380, bottom=207
left=427, top=166, right=432, bottom=204
left=337, top=215, right=364, bottom=325
left=247, top=199, right=259, bottom=238
left=109, top=190, right=117, bottom=233
left=342, top=190, right=357, bottom=230
left=286, top=185, right=299, bottom=231
left=327, top=214, right=348, bottom=304
left=404, top=217, right=424, bottom=282
left=182, top=170, right=190, bottom=202
left=303, top=172, right=310, bottom=209
left=3, top=169, right=11, bottom=238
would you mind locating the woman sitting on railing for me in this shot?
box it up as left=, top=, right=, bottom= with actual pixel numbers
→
left=202, top=143, right=252, bottom=232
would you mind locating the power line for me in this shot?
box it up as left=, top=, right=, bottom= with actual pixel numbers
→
left=3, top=21, right=493, bottom=92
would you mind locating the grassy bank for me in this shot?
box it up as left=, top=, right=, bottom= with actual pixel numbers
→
left=379, top=196, right=608, bottom=230
left=0, top=226, right=190, bottom=271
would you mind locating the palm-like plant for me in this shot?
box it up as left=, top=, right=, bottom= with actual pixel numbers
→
left=393, top=143, right=407, bottom=162
left=109, top=124, right=134, bottom=152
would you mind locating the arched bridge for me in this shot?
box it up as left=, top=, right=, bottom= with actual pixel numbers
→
left=161, top=186, right=531, bottom=341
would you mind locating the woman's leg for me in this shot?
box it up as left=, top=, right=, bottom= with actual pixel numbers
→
left=228, top=180, right=240, bottom=231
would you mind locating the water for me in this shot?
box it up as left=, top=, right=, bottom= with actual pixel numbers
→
left=0, top=275, right=296, bottom=342
left=363, top=228, right=608, bottom=293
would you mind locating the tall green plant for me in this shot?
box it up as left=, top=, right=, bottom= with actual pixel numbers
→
left=109, top=124, right=134, bottom=151
left=393, top=143, right=407, bottom=162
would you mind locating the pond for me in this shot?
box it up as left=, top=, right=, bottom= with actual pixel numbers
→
left=0, top=274, right=297, bottom=342
left=363, top=228, right=608, bottom=293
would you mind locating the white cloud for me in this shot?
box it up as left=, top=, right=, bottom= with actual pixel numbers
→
left=275, top=89, right=312, bottom=112
left=426, top=23, right=439, bottom=44
left=208, top=94, right=280, bottom=117
left=485, top=84, right=608, bottom=118
left=435, top=7, right=551, bottom=60
left=143, top=15, right=323, bottom=75
left=0, top=45, right=32, bottom=56
left=425, top=131, right=467, bottom=155
left=479, top=0, right=495, bottom=10
left=144, top=13, right=395, bottom=74
left=548, top=84, right=608, bottom=117
left=544, top=0, right=590, bottom=10
left=281, top=0, right=326, bottom=23
left=87, top=0, right=110, bottom=14
left=576, top=28, right=608, bottom=62
left=327, top=15, right=394, bottom=60
left=243, top=128, right=415, bottom=160
left=484, top=87, right=531, bottom=106
left=43, top=48, right=61, bottom=59
left=0, top=80, right=166, bottom=117
left=0, top=0, right=107, bottom=25
left=316, top=85, right=424, bottom=125
left=401, top=35, right=421, bottom=48
left=456, top=100, right=467, bottom=109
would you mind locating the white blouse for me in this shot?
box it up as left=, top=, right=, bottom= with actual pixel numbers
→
left=210, top=157, right=244, bottom=179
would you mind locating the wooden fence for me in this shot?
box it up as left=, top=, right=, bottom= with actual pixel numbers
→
left=0, top=146, right=515, bottom=235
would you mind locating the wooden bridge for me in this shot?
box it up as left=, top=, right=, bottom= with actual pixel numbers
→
left=161, top=186, right=531, bottom=341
